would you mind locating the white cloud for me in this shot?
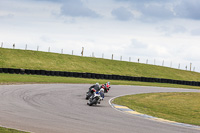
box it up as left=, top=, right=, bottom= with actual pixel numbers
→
left=111, top=7, right=134, bottom=21
left=60, top=0, right=100, bottom=18
left=191, top=29, right=200, bottom=36
left=174, top=0, right=200, bottom=20
left=114, top=0, right=200, bottom=21
left=156, top=25, right=187, bottom=36
left=1, top=0, right=200, bottom=72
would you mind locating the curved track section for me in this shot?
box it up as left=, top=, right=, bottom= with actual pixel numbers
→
left=0, top=84, right=200, bottom=133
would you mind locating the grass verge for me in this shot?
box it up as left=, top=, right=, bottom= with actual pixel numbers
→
left=0, top=126, right=28, bottom=133
left=113, top=92, right=200, bottom=126
left=1, top=73, right=200, bottom=89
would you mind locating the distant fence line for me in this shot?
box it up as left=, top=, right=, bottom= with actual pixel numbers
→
left=1, top=68, right=200, bottom=87
left=0, top=43, right=197, bottom=72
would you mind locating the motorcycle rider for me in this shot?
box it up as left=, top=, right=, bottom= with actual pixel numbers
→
left=86, top=83, right=102, bottom=100
left=91, top=83, right=104, bottom=100
left=105, top=81, right=110, bottom=87
left=102, top=81, right=111, bottom=93
left=89, top=83, right=100, bottom=92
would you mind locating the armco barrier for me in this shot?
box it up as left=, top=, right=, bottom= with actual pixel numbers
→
left=99, top=74, right=104, bottom=79
left=14, top=69, right=20, bottom=74
left=35, top=70, right=41, bottom=75
left=78, top=72, right=83, bottom=78
left=86, top=73, right=91, bottom=78
left=40, top=70, right=45, bottom=75
left=82, top=73, right=86, bottom=78
left=95, top=74, right=100, bottom=79
left=1, top=68, right=200, bottom=87
left=30, top=70, right=35, bottom=75
left=25, top=69, right=31, bottom=74
left=195, top=82, right=199, bottom=86
left=63, top=72, right=68, bottom=77
left=50, top=71, right=55, bottom=76
left=104, top=75, right=109, bottom=79
left=54, top=71, right=60, bottom=76
left=72, top=72, right=77, bottom=77
left=59, top=71, right=64, bottom=77
left=2, top=68, right=8, bottom=73
left=45, top=71, right=50, bottom=76
left=91, top=73, right=95, bottom=79
left=8, top=68, right=15, bottom=74
left=20, top=69, right=25, bottom=74
left=0, top=68, right=2, bottom=73
left=112, top=75, right=116, bottom=80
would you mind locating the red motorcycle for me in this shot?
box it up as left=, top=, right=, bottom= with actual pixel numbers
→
left=101, top=83, right=110, bottom=93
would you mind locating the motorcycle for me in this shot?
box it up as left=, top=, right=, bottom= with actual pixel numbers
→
left=86, top=85, right=99, bottom=100
left=101, top=84, right=110, bottom=93
left=87, top=88, right=104, bottom=106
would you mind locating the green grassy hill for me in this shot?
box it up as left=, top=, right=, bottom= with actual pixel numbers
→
left=1, top=48, right=200, bottom=81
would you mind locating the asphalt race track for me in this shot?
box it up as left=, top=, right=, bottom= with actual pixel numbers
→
left=0, top=84, right=200, bottom=133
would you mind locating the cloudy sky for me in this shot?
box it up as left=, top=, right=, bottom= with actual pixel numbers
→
left=1, top=0, right=200, bottom=72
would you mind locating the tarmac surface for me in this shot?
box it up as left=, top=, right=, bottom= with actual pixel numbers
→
left=0, top=84, right=200, bottom=133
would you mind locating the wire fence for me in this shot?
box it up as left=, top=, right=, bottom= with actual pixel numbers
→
left=0, top=42, right=198, bottom=73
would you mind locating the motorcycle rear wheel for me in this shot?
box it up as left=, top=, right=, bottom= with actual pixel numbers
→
left=86, top=92, right=92, bottom=100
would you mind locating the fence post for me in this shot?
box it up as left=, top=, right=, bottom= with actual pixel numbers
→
left=102, top=53, right=104, bottom=58
left=138, top=58, right=140, bottom=63
left=146, top=59, right=148, bottom=64
left=112, top=54, right=113, bottom=60
left=13, top=43, right=15, bottom=49
left=178, top=63, right=180, bottom=69
left=120, top=56, right=122, bottom=61
left=72, top=50, right=73, bottom=55
left=48, top=47, right=50, bottom=52
left=129, top=57, right=131, bottom=62
left=162, top=60, right=164, bottom=66
left=25, top=44, right=27, bottom=50
left=61, top=49, right=63, bottom=54
left=190, top=63, right=192, bottom=71
left=1, top=42, right=3, bottom=48
left=81, top=47, right=84, bottom=56
left=37, top=46, right=39, bottom=51
left=154, top=59, right=155, bottom=65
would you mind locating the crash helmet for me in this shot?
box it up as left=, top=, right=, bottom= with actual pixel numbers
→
left=101, top=84, right=105, bottom=89
left=96, top=82, right=99, bottom=86
left=106, top=82, right=110, bottom=88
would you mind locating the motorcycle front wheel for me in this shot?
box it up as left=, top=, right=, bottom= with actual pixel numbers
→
left=88, top=98, right=97, bottom=106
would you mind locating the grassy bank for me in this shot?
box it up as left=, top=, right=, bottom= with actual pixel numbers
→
left=1, top=48, right=200, bottom=81
left=113, top=92, right=200, bottom=126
